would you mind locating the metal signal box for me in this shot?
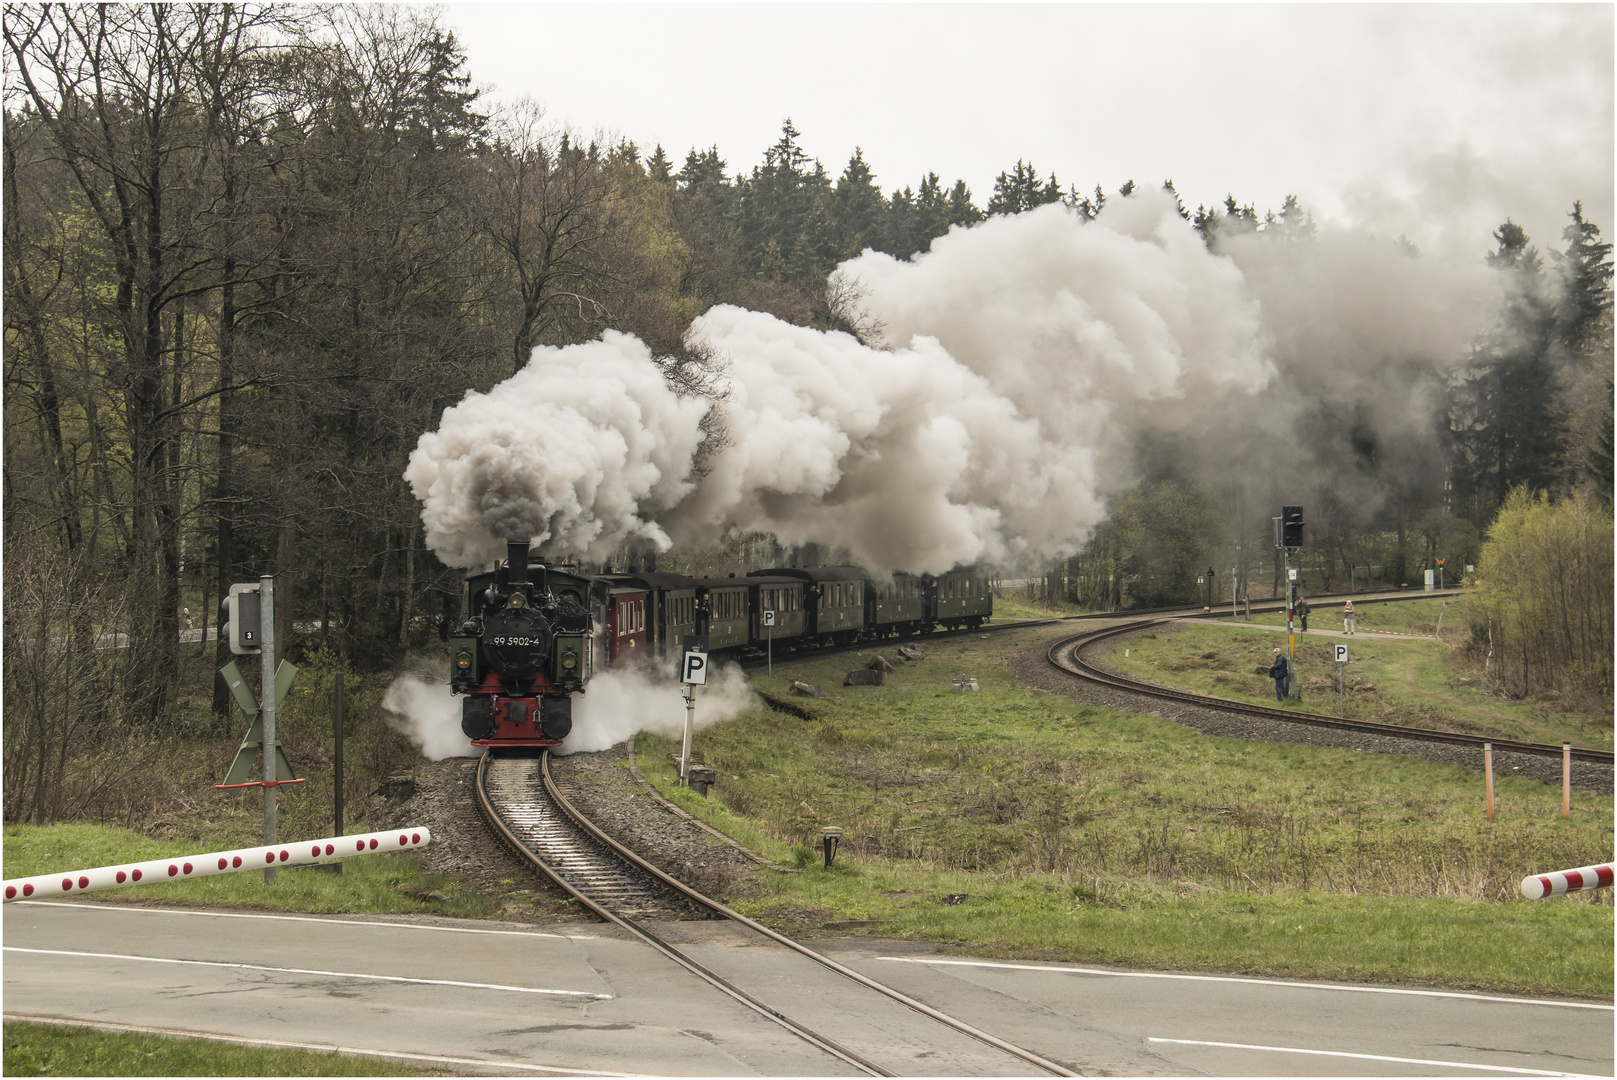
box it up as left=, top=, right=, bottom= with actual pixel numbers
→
left=225, top=583, right=263, bottom=655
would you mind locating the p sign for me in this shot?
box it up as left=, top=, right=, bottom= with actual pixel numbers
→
left=1334, top=643, right=1350, bottom=664
left=763, top=610, right=776, bottom=627
left=682, top=650, right=709, bottom=686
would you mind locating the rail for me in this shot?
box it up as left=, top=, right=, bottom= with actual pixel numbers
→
left=475, top=750, right=1075, bottom=1077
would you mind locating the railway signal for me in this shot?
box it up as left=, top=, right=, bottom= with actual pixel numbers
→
left=1275, top=506, right=1304, bottom=656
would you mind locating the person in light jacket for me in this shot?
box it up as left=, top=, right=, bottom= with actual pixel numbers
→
left=1343, top=599, right=1356, bottom=635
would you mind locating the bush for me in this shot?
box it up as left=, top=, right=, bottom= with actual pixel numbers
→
left=1466, top=487, right=1613, bottom=701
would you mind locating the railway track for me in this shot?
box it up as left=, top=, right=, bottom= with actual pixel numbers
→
left=1048, top=619, right=1615, bottom=765
left=475, top=750, right=1076, bottom=1077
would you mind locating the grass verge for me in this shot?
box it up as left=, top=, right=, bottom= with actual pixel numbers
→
left=1111, top=603, right=1611, bottom=750
left=638, top=622, right=1613, bottom=999
left=2, top=1021, right=433, bottom=1076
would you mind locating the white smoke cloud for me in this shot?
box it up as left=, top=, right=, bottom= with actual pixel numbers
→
left=383, top=675, right=477, bottom=761
left=408, top=188, right=1275, bottom=573
left=404, top=331, right=710, bottom=569
left=383, top=661, right=756, bottom=760
left=559, top=660, right=755, bottom=754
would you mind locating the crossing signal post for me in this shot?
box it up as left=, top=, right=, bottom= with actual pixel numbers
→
left=218, top=575, right=300, bottom=883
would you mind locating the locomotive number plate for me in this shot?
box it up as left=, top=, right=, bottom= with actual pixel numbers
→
left=490, top=636, right=544, bottom=647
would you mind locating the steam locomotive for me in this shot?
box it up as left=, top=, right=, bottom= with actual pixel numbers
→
left=450, top=540, right=993, bottom=747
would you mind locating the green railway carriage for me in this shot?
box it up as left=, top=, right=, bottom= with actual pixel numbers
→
left=697, top=577, right=753, bottom=651
left=749, top=575, right=807, bottom=642
left=868, top=571, right=929, bottom=638
left=752, top=566, right=867, bottom=646
left=934, top=567, right=992, bottom=629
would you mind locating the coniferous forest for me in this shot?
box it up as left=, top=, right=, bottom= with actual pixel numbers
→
left=4, top=7, right=1611, bottom=821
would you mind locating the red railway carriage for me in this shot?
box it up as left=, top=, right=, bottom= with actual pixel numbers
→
left=606, top=587, right=648, bottom=664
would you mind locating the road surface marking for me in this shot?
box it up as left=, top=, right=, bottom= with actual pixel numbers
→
left=5, top=1012, right=639, bottom=1075
left=878, top=956, right=1612, bottom=1010
left=5, top=946, right=611, bottom=998
left=1147, top=1037, right=1602, bottom=1077
left=12, top=899, right=588, bottom=939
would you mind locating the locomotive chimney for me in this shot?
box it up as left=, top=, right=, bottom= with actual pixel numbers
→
left=506, top=541, right=530, bottom=586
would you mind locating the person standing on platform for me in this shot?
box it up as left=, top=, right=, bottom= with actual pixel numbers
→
left=1343, top=599, right=1356, bottom=635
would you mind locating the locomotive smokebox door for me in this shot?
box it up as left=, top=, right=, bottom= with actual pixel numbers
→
left=461, top=697, right=493, bottom=740
left=542, top=696, right=573, bottom=740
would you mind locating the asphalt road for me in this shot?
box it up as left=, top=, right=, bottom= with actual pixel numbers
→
left=6, top=900, right=1611, bottom=1076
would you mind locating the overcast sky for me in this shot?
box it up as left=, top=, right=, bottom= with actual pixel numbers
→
left=442, top=3, right=1612, bottom=259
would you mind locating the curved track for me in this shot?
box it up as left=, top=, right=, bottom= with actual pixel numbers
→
left=1047, top=620, right=1614, bottom=764
left=476, top=751, right=1075, bottom=1078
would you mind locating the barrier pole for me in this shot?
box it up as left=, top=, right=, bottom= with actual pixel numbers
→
left=1520, top=862, right=1615, bottom=900
left=1562, top=742, right=1571, bottom=819
left=4, top=828, right=430, bottom=902
left=1484, top=742, right=1494, bottom=822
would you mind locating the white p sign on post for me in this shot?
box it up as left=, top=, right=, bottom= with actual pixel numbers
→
left=682, top=650, right=708, bottom=686
left=1334, top=642, right=1349, bottom=664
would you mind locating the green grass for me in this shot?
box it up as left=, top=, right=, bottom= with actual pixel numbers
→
left=3, top=1022, right=434, bottom=1076
left=0, top=822, right=528, bottom=919
left=1108, top=609, right=1612, bottom=751
left=639, top=622, right=1613, bottom=998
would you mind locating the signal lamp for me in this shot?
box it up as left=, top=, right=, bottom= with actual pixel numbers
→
left=455, top=651, right=472, bottom=672
left=561, top=649, right=578, bottom=671
left=509, top=593, right=526, bottom=609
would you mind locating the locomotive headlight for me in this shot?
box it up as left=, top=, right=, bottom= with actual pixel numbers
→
left=561, top=649, right=578, bottom=671
left=455, top=650, right=473, bottom=672
left=509, top=593, right=526, bottom=610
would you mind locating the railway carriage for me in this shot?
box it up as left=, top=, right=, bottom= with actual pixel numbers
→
left=597, top=572, right=699, bottom=662
left=749, top=575, right=806, bottom=644
left=934, top=568, right=992, bottom=630
left=752, top=566, right=867, bottom=646
left=869, top=571, right=930, bottom=638
left=604, top=586, right=648, bottom=664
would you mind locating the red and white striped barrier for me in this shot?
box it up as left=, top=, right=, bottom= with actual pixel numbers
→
left=1519, top=861, right=1614, bottom=900
left=3, top=827, right=431, bottom=902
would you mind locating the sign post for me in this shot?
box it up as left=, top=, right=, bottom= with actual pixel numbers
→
left=1334, top=641, right=1349, bottom=718
left=259, top=575, right=279, bottom=882
left=763, top=608, right=776, bottom=676
left=679, top=635, right=709, bottom=787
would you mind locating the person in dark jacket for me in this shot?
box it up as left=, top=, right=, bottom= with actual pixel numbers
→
left=1269, top=648, right=1289, bottom=701
left=1296, top=596, right=1311, bottom=632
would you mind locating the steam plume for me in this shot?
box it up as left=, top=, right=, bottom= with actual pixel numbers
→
left=380, top=663, right=755, bottom=760
left=408, top=188, right=1274, bottom=573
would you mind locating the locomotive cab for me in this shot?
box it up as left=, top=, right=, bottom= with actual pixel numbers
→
left=449, top=540, right=594, bottom=748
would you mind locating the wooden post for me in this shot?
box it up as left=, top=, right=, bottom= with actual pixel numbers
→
left=1484, top=742, right=1494, bottom=822
left=1562, top=742, right=1571, bottom=819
